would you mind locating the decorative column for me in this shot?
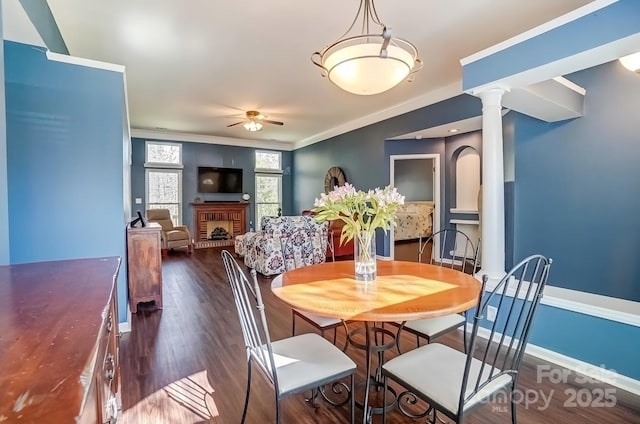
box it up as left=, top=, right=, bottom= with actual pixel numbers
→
left=478, top=87, right=506, bottom=279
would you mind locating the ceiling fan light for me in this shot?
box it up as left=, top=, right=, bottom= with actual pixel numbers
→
left=243, top=121, right=263, bottom=132
left=619, top=52, right=640, bottom=73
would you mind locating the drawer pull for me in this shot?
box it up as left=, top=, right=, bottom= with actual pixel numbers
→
left=106, top=312, right=113, bottom=333
left=104, top=353, right=115, bottom=380
left=104, top=395, right=119, bottom=423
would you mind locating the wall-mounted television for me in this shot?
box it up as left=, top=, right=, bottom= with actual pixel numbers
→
left=197, top=167, right=243, bottom=193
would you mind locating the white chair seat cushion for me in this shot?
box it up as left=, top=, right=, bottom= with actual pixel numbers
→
left=269, top=333, right=356, bottom=397
left=404, top=314, right=465, bottom=338
left=295, top=309, right=342, bottom=328
left=383, top=343, right=512, bottom=415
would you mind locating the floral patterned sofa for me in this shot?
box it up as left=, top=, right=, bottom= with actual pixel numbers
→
left=394, top=201, right=434, bottom=241
left=235, top=215, right=329, bottom=276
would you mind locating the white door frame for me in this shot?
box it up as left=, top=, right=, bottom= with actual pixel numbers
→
left=389, top=154, right=440, bottom=260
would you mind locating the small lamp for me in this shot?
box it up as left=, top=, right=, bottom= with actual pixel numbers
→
left=619, top=52, right=640, bottom=74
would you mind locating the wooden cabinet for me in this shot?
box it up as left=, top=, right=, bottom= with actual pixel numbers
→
left=127, top=222, right=163, bottom=312
left=0, top=257, right=122, bottom=423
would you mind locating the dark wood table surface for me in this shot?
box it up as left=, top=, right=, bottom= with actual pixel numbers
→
left=0, top=257, right=121, bottom=423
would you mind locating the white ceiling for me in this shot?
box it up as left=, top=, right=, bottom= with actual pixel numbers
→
left=10, top=0, right=595, bottom=147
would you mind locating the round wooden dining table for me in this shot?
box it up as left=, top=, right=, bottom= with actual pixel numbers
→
left=271, top=260, right=482, bottom=423
left=272, top=260, right=481, bottom=322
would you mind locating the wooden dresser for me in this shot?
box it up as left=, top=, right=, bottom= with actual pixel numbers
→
left=0, top=257, right=122, bottom=423
left=126, top=222, right=163, bottom=312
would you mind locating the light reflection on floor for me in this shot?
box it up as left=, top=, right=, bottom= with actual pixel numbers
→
left=120, top=370, right=218, bottom=423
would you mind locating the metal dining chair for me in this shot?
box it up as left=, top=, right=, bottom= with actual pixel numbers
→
left=221, top=250, right=356, bottom=424
left=280, top=228, right=350, bottom=351
left=382, top=254, right=552, bottom=424
left=395, top=229, right=479, bottom=353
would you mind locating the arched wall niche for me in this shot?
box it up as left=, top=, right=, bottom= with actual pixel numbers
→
left=451, top=145, right=481, bottom=252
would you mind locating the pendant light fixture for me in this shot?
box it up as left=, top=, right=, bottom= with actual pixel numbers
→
left=312, top=0, right=422, bottom=95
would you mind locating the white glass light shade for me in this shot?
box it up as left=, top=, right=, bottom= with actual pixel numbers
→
left=324, top=43, right=415, bottom=95
left=243, top=121, right=263, bottom=132
left=619, top=52, right=640, bottom=73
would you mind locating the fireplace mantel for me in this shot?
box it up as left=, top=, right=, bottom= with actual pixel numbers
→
left=191, top=202, right=248, bottom=249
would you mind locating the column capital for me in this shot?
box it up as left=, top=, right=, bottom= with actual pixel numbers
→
left=473, top=84, right=510, bottom=101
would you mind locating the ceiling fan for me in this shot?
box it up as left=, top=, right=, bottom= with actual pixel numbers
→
left=227, top=110, right=284, bottom=132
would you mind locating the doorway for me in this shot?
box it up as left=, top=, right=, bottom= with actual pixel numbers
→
left=389, top=154, right=440, bottom=260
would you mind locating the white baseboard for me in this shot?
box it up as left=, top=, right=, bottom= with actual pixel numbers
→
left=118, top=308, right=132, bottom=333
left=473, top=326, right=640, bottom=397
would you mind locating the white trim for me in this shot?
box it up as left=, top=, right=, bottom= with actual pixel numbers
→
left=479, top=276, right=640, bottom=328
left=295, top=82, right=462, bottom=150
left=472, top=326, right=640, bottom=397
left=541, top=286, right=640, bottom=328
left=450, top=219, right=479, bottom=225
left=389, top=154, right=440, bottom=260
left=132, top=128, right=294, bottom=151
left=552, top=76, right=587, bottom=95
left=144, top=163, right=183, bottom=169
left=460, top=0, right=617, bottom=65
left=46, top=51, right=125, bottom=73
left=450, top=208, right=478, bottom=214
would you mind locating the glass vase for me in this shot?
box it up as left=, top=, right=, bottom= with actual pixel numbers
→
left=354, top=231, right=376, bottom=281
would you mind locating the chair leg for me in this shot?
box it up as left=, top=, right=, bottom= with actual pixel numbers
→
left=350, top=374, right=355, bottom=424
left=511, top=384, right=518, bottom=424
left=291, top=311, right=296, bottom=336
left=332, top=327, right=337, bottom=345
left=382, top=376, right=388, bottom=424
left=341, top=321, right=350, bottom=352
left=462, top=319, right=468, bottom=353
left=241, top=360, right=252, bottom=424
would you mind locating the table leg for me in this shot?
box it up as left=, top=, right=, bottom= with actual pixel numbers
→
left=348, top=322, right=397, bottom=423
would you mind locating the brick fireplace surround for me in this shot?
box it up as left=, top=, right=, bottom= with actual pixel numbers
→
left=191, top=202, right=248, bottom=249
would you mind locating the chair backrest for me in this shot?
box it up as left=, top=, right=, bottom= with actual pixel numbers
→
left=146, top=208, right=174, bottom=231
left=221, top=250, right=280, bottom=390
left=460, top=254, right=552, bottom=413
left=418, top=229, right=478, bottom=273
left=281, top=227, right=330, bottom=271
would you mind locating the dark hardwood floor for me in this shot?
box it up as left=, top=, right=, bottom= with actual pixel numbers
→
left=119, top=247, right=640, bottom=423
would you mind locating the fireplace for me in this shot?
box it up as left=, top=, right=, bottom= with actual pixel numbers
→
left=191, top=202, right=248, bottom=249
left=207, top=220, right=233, bottom=240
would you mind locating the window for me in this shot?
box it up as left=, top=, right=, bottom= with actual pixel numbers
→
left=145, top=141, right=183, bottom=224
left=255, top=151, right=282, bottom=230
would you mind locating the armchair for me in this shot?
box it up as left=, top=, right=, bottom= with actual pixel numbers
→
left=300, top=209, right=353, bottom=261
left=146, top=209, right=192, bottom=256
left=240, top=215, right=329, bottom=276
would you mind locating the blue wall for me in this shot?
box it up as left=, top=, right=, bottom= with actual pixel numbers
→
left=514, top=60, right=640, bottom=302
left=474, top=294, right=640, bottom=380
left=293, top=94, right=482, bottom=214
left=293, top=94, right=482, bottom=255
left=4, top=41, right=128, bottom=319
left=130, top=138, right=293, bottom=231
left=0, top=10, right=9, bottom=265
left=394, top=158, right=434, bottom=201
